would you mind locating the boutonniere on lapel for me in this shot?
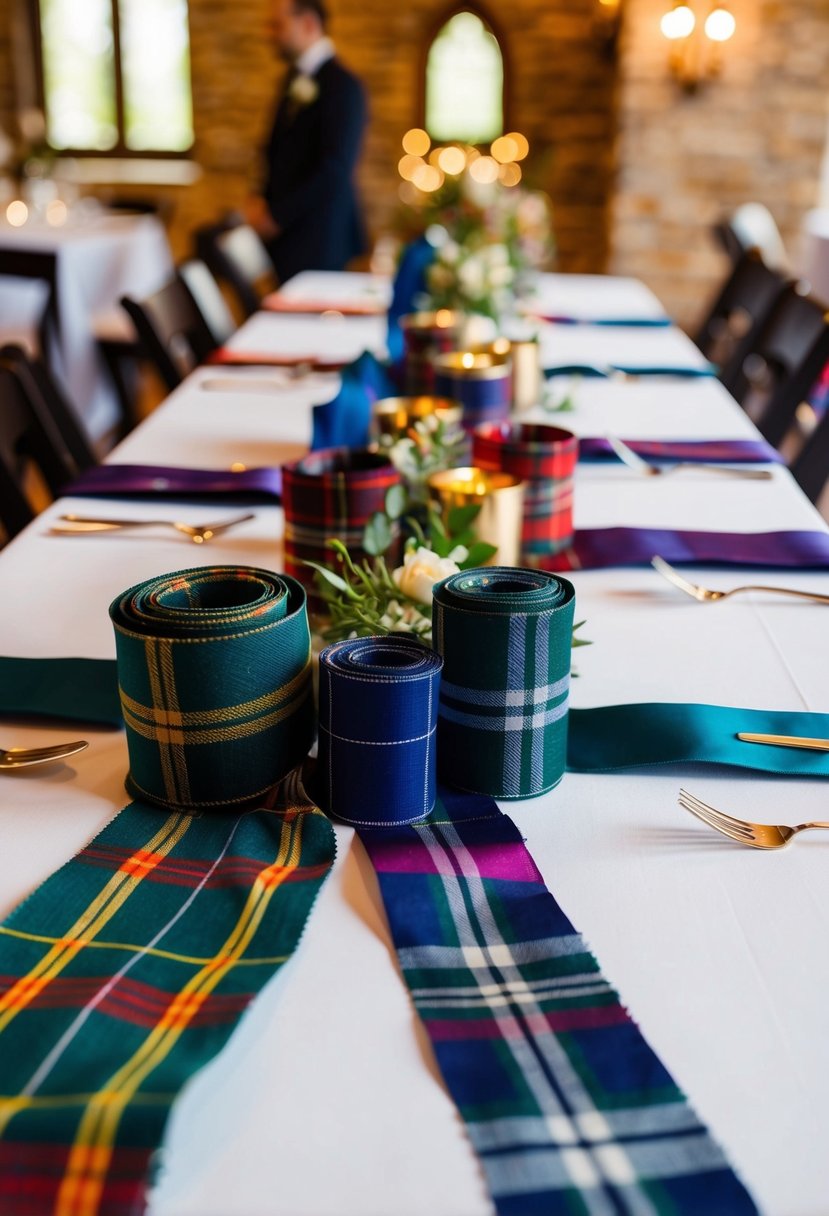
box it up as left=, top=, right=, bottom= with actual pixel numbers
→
left=288, top=73, right=319, bottom=110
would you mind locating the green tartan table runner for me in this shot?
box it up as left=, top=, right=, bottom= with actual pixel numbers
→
left=0, top=772, right=335, bottom=1216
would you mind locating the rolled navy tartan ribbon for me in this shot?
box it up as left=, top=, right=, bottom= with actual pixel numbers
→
left=318, top=635, right=443, bottom=825
left=433, top=567, right=576, bottom=799
left=473, top=422, right=578, bottom=557
left=281, top=447, right=402, bottom=614
left=110, top=566, right=314, bottom=811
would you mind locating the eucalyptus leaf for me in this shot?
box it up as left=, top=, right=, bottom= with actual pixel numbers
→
left=461, top=542, right=498, bottom=568
left=363, top=511, right=394, bottom=556
left=385, top=483, right=407, bottom=520
left=302, top=560, right=352, bottom=595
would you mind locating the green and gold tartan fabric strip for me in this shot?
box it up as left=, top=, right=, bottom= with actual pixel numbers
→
left=359, top=786, right=758, bottom=1216
left=110, top=567, right=314, bottom=811
left=0, top=772, right=336, bottom=1216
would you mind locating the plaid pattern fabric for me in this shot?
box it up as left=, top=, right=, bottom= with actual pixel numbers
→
left=0, top=771, right=336, bottom=1216
left=110, top=567, right=314, bottom=812
left=318, top=635, right=443, bottom=826
left=281, top=447, right=402, bottom=614
left=473, top=423, right=578, bottom=558
left=359, top=786, right=758, bottom=1216
left=433, top=568, right=575, bottom=799
left=435, top=365, right=512, bottom=429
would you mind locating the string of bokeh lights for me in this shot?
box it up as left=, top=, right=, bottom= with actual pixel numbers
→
left=397, top=128, right=530, bottom=203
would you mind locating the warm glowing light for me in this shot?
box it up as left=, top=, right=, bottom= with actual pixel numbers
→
left=402, top=128, right=431, bottom=157
left=230, top=462, right=247, bottom=472
left=6, top=200, right=28, bottom=227
left=45, top=199, right=68, bottom=226
left=398, top=181, right=420, bottom=205
left=398, top=154, right=424, bottom=181
left=660, top=4, right=696, bottom=38
left=704, top=6, right=736, bottom=41
left=505, top=132, right=529, bottom=161
left=412, top=163, right=444, bottom=192
left=437, top=145, right=466, bottom=175
left=499, top=162, right=522, bottom=187
left=490, top=135, right=518, bottom=164
left=435, top=309, right=454, bottom=328
left=465, top=147, right=481, bottom=165
left=461, top=353, right=476, bottom=369
left=468, top=155, right=499, bottom=184
left=428, top=148, right=443, bottom=167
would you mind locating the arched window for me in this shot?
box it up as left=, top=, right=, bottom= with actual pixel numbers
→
left=425, top=11, right=504, bottom=146
left=33, top=0, right=193, bottom=153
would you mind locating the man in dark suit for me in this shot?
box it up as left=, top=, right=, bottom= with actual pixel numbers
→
left=247, top=0, right=368, bottom=283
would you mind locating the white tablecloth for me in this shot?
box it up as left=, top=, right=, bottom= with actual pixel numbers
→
left=0, top=211, right=173, bottom=443
left=0, top=287, right=827, bottom=1215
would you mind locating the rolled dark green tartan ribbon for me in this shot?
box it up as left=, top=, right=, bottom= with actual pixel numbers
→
left=433, top=567, right=576, bottom=799
left=110, top=566, right=314, bottom=811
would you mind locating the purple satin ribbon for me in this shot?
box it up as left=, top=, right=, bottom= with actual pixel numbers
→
left=541, top=528, right=829, bottom=570
left=578, top=437, right=783, bottom=464
left=63, top=464, right=283, bottom=501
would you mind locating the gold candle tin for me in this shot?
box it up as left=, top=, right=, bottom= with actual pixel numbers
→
left=427, top=466, right=525, bottom=567
left=400, top=310, right=464, bottom=393
left=373, top=396, right=463, bottom=441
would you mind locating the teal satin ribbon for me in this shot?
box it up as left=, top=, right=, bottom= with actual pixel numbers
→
left=0, top=656, right=122, bottom=726
left=568, top=703, right=829, bottom=776
left=110, top=566, right=314, bottom=811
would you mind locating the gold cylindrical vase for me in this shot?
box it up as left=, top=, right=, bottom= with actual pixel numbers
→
left=372, top=396, right=463, bottom=441
left=427, top=466, right=525, bottom=567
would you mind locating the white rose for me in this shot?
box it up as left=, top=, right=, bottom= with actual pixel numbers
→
left=392, top=546, right=462, bottom=605
left=289, top=74, right=319, bottom=105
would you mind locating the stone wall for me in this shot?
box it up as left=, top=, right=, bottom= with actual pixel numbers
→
left=611, top=0, right=829, bottom=328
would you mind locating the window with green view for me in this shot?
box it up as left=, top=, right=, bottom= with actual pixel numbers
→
left=425, top=11, right=504, bottom=145
left=38, top=0, right=193, bottom=153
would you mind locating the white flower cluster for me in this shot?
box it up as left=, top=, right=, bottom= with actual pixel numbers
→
left=427, top=240, right=515, bottom=318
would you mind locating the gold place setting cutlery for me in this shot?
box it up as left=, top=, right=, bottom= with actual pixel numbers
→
left=0, top=740, right=88, bottom=770
left=651, top=556, right=829, bottom=605
left=49, top=512, right=256, bottom=544
left=607, top=435, right=772, bottom=480
left=678, top=788, right=829, bottom=849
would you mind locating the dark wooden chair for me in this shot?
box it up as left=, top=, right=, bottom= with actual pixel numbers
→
left=195, top=220, right=278, bottom=317
left=727, top=286, right=829, bottom=449
left=0, top=345, right=96, bottom=475
left=789, top=404, right=829, bottom=504
left=694, top=249, right=788, bottom=386
left=177, top=259, right=237, bottom=348
left=121, top=277, right=218, bottom=392
left=0, top=349, right=83, bottom=539
left=713, top=203, right=789, bottom=271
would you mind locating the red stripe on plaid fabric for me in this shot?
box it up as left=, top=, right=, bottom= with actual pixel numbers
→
left=0, top=974, right=252, bottom=1027
left=425, top=1002, right=630, bottom=1040
left=78, top=847, right=331, bottom=889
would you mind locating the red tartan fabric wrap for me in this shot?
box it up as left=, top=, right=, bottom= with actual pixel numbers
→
left=281, top=447, right=402, bottom=613
left=473, top=422, right=578, bottom=559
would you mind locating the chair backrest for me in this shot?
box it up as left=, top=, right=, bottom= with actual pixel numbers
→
left=0, top=344, right=96, bottom=475
left=0, top=350, right=82, bottom=539
left=728, top=286, right=829, bottom=448
left=0, top=248, right=60, bottom=358
left=695, top=249, right=788, bottom=383
left=713, top=203, right=789, bottom=271
left=195, top=221, right=278, bottom=316
left=121, top=278, right=217, bottom=391
left=789, top=404, right=829, bottom=504
left=177, top=259, right=236, bottom=348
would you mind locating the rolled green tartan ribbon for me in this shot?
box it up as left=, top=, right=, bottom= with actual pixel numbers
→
left=110, top=566, right=314, bottom=811
left=433, top=567, right=576, bottom=799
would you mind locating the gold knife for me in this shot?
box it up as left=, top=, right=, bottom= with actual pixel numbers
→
left=737, top=732, right=829, bottom=753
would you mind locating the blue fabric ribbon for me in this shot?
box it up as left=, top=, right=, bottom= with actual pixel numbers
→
left=310, top=352, right=395, bottom=451
left=386, top=235, right=436, bottom=363
left=317, top=635, right=443, bottom=826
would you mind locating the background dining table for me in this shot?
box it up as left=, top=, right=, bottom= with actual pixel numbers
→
left=0, top=207, right=173, bottom=443
left=0, top=272, right=827, bottom=1215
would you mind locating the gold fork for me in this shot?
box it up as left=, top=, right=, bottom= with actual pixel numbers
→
left=51, top=512, right=256, bottom=545
left=0, top=741, right=88, bottom=770
left=678, top=788, right=829, bottom=849
left=651, top=556, right=829, bottom=605
left=607, top=435, right=772, bottom=480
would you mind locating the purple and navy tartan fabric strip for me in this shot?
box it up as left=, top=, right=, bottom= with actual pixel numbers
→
left=577, top=438, right=782, bottom=464
left=472, top=424, right=578, bottom=558
left=358, top=786, right=758, bottom=1216
left=539, top=527, right=829, bottom=570
left=0, top=772, right=336, bottom=1216
left=281, top=446, right=402, bottom=611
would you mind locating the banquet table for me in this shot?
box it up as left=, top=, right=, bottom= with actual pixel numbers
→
left=1, top=280, right=828, bottom=1216
left=0, top=209, right=173, bottom=443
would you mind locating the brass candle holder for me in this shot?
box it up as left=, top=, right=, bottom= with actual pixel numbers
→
left=427, top=466, right=525, bottom=567
left=372, top=396, right=463, bottom=441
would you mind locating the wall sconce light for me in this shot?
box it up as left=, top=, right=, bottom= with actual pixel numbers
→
left=660, top=3, right=736, bottom=91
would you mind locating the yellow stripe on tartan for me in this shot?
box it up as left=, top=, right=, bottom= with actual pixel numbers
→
left=0, top=926, right=290, bottom=968
left=158, top=639, right=191, bottom=807
left=144, top=641, right=181, bottom=806
left=0, top=814, right=188, bottom=1037
left=55, top=810, right=304, bottom=1216
left=119, top=662, right=310, bottom=729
